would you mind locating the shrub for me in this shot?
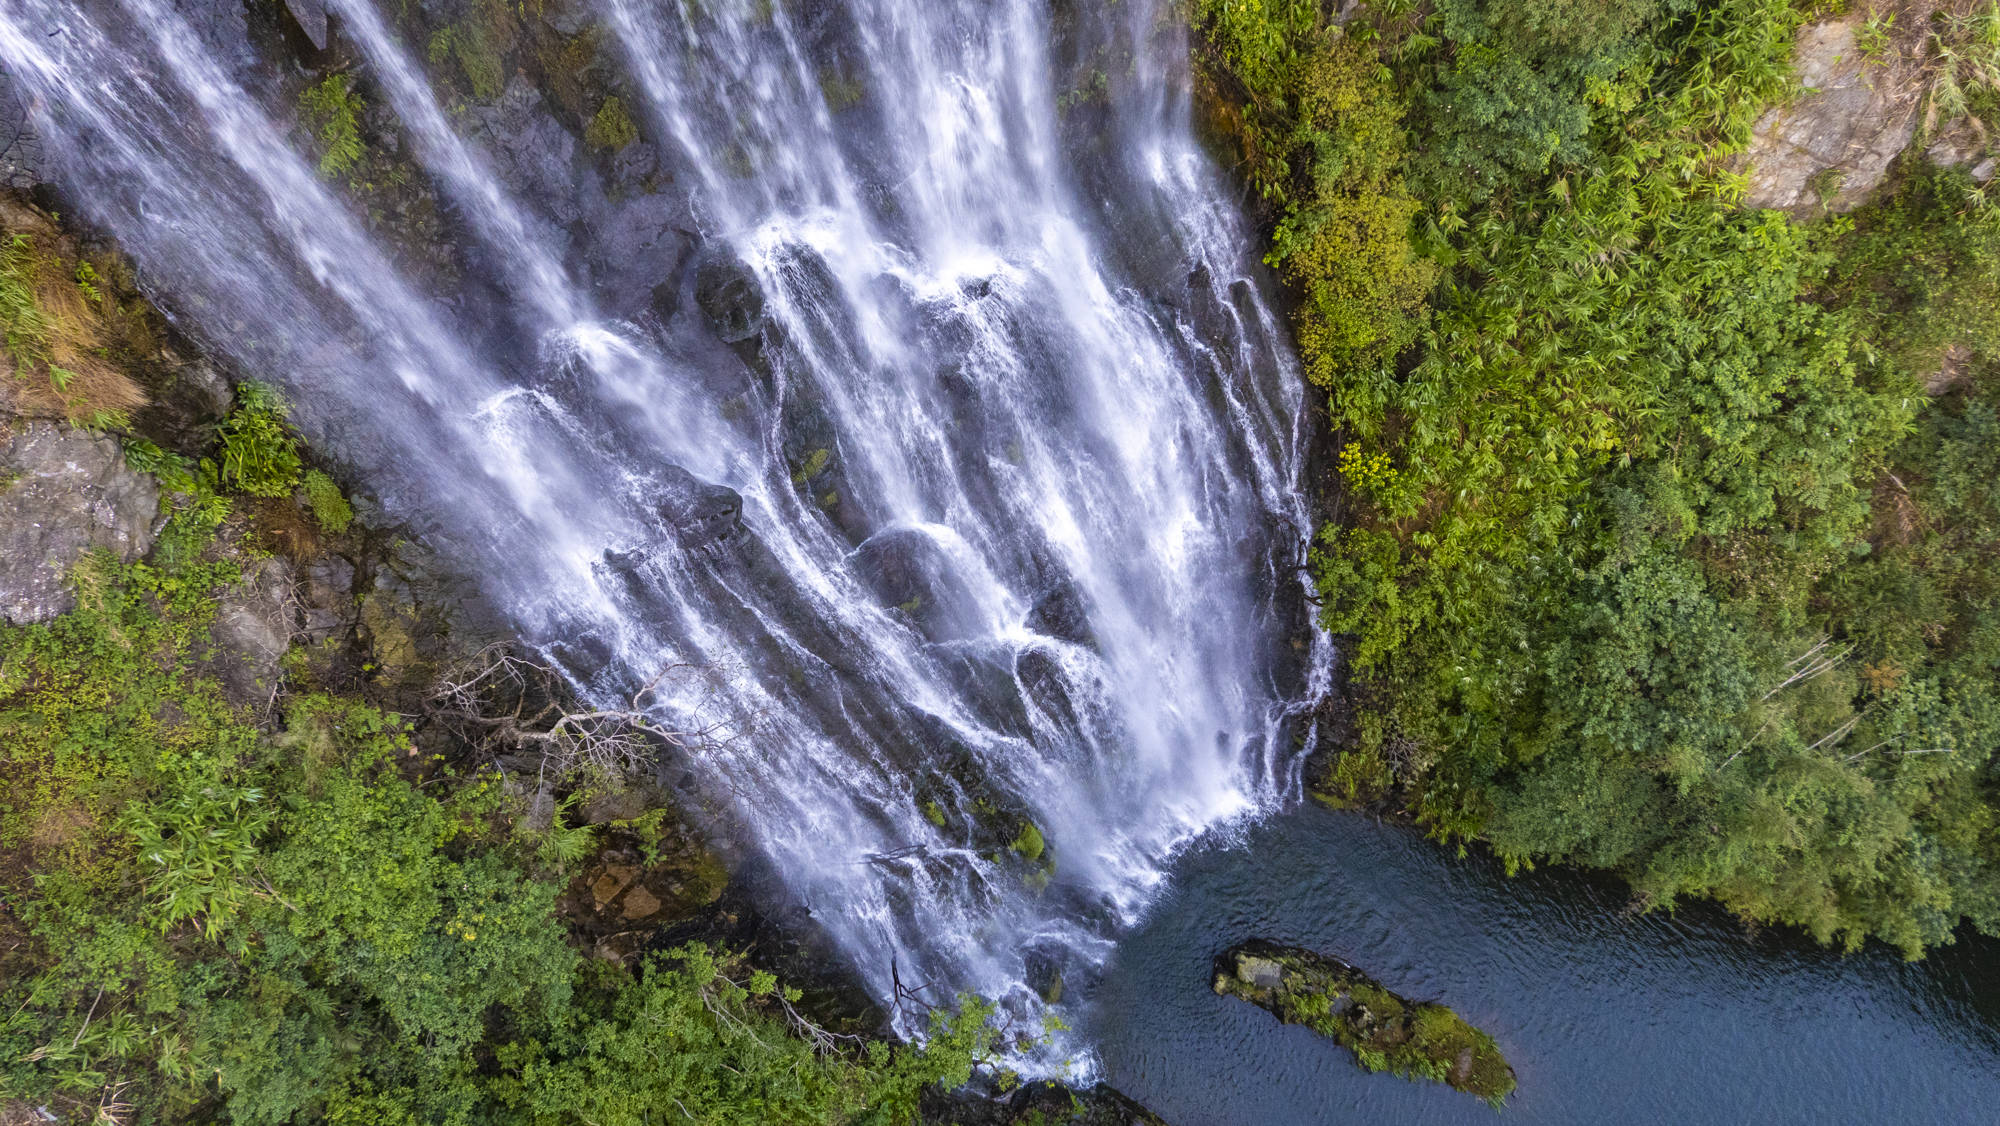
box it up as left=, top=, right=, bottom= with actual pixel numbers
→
left=1204, top=0, right=2000, bottom=953
left=1193, top=10, right=1438, bottom=385
left=1, top=537, right=999, bottom=1123
left=217, top=383, right=303, bottom=498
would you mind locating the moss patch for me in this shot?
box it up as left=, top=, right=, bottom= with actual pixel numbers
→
left=1213, top=940, right=1514, bottom=1106
left=586, top=96, right=638, bottom=153
left=1009, top=819, right=1045, bottom=863
left=302, top=469, right=354, bottom=534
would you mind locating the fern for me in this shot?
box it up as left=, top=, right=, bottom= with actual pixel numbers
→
left=299, top=74, right=366, bottom=180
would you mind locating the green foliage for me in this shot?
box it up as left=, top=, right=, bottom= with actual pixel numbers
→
left=0, top=228, right=145, bottom=421
left=1825, top=161, right=2000, bottom=370
left=585, top=96, right=639, bottom=152
left=299, top=74, right=367, bottom=180
left=302, top=468, right=354, bottom=534
left=496, top=956, right=996, bottom=1126
left=218, top=383, right=303, bottom=498
left=124, top=437, right=198, bottom=494
left=1194, top=6, right=1438, bottom=383
left=1856, top=10, right=1896, bottom=64
left=1, top=514, right=1000, bottom=1123
left=0, top=232, right=51, bottom=380
left=535, top=792, right=598, bottom=866
left=1409, top=0, right=1697, bottom=205
left=127, top=782, right=273, bottom=940
left=1923, top=1, right=2000, bottom=137
left=1204, top=0, right=2000, bottom=952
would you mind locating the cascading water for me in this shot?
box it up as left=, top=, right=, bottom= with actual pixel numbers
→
left=0, top=0, right=1330, bottom=1063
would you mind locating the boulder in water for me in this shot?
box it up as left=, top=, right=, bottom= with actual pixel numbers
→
left=1025, top=576, right=1096, bottom=650
left=654, top=464, right=743, bottom=547
left=693, top=253, right=767, bottom=344
left=1212, top=940, right=1515, bottom=1106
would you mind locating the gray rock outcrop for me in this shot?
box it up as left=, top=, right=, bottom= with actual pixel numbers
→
left=1742, top=10, right=1999, bottom=214
left=1741, top=16, right=1922, bottom=212
left=282, top=0, right=330, bottom=51
left=208, top=557, right=298, bottom=708
left=0, top=422, right=160, bottom=624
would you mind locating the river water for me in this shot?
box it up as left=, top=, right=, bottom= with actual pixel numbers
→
left=1091, top=804, right=2000, bottom=1125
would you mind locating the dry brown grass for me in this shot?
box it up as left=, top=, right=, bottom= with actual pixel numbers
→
left=0, top=196, right=146, bottom=427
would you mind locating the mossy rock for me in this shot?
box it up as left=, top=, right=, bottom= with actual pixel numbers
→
left=1212, top=940, right=1514, bottom=1106
left=585, top=96, right=638, bottom=153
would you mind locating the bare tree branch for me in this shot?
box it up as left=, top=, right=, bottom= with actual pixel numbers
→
left=424, top=645, right=757, bottom=785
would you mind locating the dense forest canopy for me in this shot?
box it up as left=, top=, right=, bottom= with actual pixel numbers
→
left=1196, top=0, right=2000, bottom=956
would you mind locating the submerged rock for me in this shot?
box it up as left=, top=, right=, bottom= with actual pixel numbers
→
left=1212, top=940, right=1515, bottom=1106
left=0, top=422, right=160, bottom=624
left=922, top=1079, right=1169, bottom=1126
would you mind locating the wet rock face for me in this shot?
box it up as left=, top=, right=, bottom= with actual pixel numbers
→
left=0, top=73, right=45, bottom=191
left=921, top=1080, right=1170, bottom=1126
left=281, top=0, right=329, bottom=50
left=1025, top=576, right=1096, bottom=649
left=655, top=464, right=744, bottom=547
left=693, top=253, right=768, bottom=344
left=208, top=557, right=297, bottom=708
left=0, top=422, right=160, bottom=624
left=464, top=75, right=584, bottom=228
left=588, top=191, right=694, bottom=319
left=851, top=526, right=983, bottom=643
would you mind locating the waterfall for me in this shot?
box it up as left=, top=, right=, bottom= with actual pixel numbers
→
left=0, top=0, right=1331, bottom=1064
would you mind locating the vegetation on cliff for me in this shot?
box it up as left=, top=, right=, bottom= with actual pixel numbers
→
left=0, top=202, right=1002, bottom=1125
left=1212, top=941, right=1514, bottom=1105
left=0, top=450, right=999, bottom=1126
left=1197, top=0, right=2000, bottom=956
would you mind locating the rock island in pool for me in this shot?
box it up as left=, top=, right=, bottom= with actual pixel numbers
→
left=1213, top=940, right=1515, bottom=1106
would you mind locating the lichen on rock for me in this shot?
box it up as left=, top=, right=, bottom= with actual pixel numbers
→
left=1212, top=940, right=1515, bottom=1106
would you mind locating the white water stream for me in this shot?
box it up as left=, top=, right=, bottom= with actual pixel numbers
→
left=0, top=0, right=1329, bottom=1065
